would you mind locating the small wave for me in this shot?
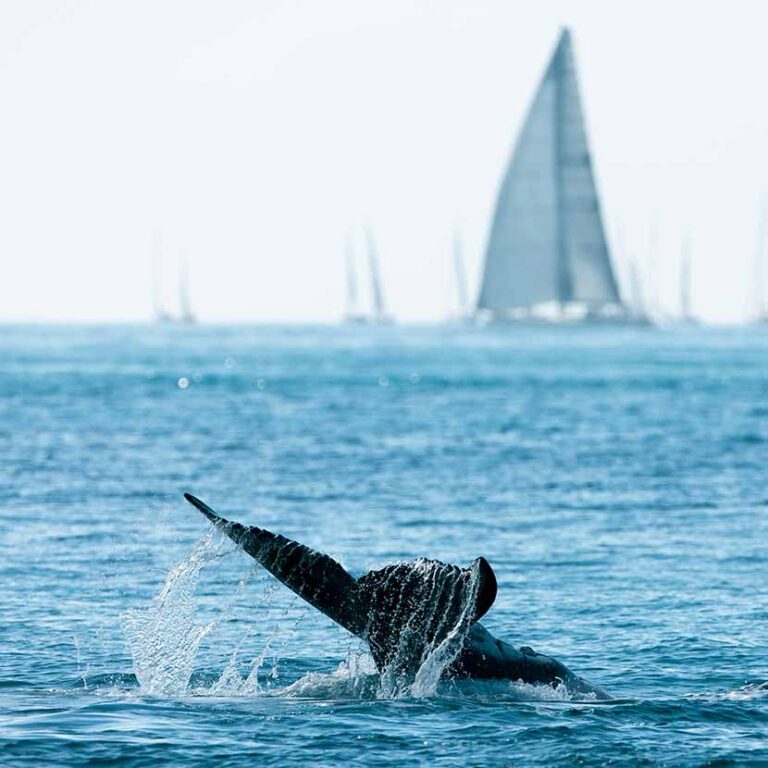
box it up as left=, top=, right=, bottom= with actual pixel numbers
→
left=722, top=681, right=768, bottom=701
left=682, top=680, right=768, bottom=704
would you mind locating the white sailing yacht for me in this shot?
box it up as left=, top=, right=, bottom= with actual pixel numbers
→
left=476, top=29, right=641, bottom=325
left=365, top=228, right=393, bottom=325
left=178, top=252, right=196, bottom=325
left=678, top=237, right=697, bottom=325
left=150, top=235, right=196, bottom=325
left=343, top=228, right=393, bottom=325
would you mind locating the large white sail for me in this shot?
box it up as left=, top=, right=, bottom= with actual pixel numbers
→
left=478, top=29, right=622, bottom=318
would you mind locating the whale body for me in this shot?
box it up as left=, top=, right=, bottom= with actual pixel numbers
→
left=183, top=493, right=610, bottom=699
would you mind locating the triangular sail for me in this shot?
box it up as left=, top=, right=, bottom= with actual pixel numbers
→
left=478, top=29, right=621, bottom=314
left=366, top=227, right=386, bottom=321
left=178, top=252, right=195, bottom=324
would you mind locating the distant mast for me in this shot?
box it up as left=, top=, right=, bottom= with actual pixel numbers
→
left=366, top=227, right=389, bottom=324
left=178, top=252, right=195, bottom=325
left=628, top=259, right=646, bottom=321
left=476, top=28, right=629, bottom=324
left=453, top=229, right=469, bottom=319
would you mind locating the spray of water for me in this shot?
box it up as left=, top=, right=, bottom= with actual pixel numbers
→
left=121, top=531, right=227, bottom=696
left=121, top=533, right=304, bottom=698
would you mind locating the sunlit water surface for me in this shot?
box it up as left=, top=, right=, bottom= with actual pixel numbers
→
left=1, top=324, right=768, bottom=766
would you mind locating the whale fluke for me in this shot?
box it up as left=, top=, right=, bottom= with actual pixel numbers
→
left=185, top=493, right=497, bottom=676
left=182, top=493, right=609, bottom=697
left=184, top=493, right=366, bottom=635
left=358, top=557, right=497, bottom=674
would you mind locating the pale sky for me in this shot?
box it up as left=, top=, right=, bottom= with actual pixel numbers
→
left=1, top=0, right=767, bottom=323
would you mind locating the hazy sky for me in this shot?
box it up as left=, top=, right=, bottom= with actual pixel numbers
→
left=1, top=0, right=768, bottom=323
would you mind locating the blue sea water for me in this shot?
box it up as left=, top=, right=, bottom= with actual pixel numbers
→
left=1, top=324, right=768, bottom=767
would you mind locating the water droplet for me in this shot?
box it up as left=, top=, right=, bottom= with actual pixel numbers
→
left=177, top=377, right=190, bottom=389
left=256, top=378, right=267, bottom=390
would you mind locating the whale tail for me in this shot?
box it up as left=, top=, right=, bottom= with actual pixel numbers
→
left=358, top=556, right=497, bottom=674
left=184, top=493, right=366, bottom=635
left=184, top=493, right=498, bottom=674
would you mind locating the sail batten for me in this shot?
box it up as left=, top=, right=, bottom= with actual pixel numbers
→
left=478, top=29, right=623, bottom=319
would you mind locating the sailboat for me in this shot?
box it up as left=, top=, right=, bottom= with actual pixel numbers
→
left=476, top=28, right=640, bottom=325
left=150, top=234, right=197, bottom=325
left=678, top=236, right=697, bottom=326
left=343, top=228, right=393, bottom=325
left=178, top=252, right=196, bottom=325
left=365, top=228, right=392, bottom=325
left=628, top=258, right=649, bottom=324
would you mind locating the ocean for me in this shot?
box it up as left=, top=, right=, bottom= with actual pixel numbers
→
left=1, top=324, right=767, bottom=767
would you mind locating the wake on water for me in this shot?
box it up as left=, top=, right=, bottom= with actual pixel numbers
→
left=119, top=533, right=579, bottom=703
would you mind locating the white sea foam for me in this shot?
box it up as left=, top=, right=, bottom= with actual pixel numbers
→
left=121, top=532, right=225, bottom=696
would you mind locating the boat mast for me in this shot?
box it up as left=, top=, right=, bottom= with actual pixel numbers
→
left=629, top=258, right=646, bottom=319
left=178, top=251, right=195, bottom=324
left=366, top=227, right=386, bottom=322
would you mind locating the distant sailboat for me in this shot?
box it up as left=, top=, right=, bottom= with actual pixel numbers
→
left=150, top=234, right=196, bottom=325
left=476, top=29, right=636, bottom=324
left=178, top=252, right=196, bottom=325
left=678, top=236, right=696, bottom=325
left=366, top=228, right=391, bottom=324
left=342, top=228, right=393, bottom=325
left=628, top=258, right=648, bottom=323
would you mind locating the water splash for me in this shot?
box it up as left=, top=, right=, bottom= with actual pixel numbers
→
left=73, top=636, right=90, bottom=690
left=121, top=535, right=303, bottom=698
left=121, top=531, right=226, bottom=696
